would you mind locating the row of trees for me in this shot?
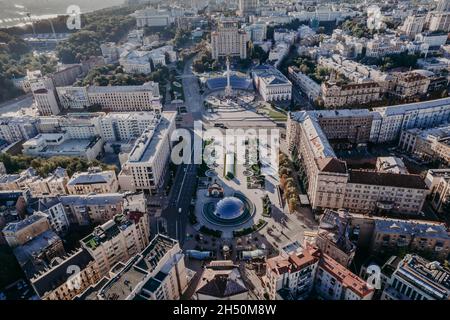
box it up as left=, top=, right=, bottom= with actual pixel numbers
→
left=0, top=153, right=116, bottom=177
left=279, top=153, right=301, bottom=213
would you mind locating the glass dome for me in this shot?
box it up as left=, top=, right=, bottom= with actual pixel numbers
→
left=214, top=197, right=245, bottom=220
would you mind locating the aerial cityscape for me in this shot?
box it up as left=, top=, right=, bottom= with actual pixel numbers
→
left=1, top=0, right=450, bottom=306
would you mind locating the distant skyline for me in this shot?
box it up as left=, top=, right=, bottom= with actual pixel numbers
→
left=0, top=0, right=125, bottom=28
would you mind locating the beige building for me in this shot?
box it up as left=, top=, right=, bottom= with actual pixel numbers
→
left=287, top=111, right=429, bottom=215
left=321, top=81, right=381, bottom=108
left=60, top=193, right=146, bottom=225
left=87, top=83, right=161, bottom=112
left=81, top=212, right=150, bottom=276
left=400, top=15, right=425, bottom=39
left=391, top=72, right=430, bottom=99
left=425, top=169, right=450, bottom=214
left=67, top=168, right=119, bottom=195
left=195, top=261, right=249, bottom=300
left=25, top=167, right=69, bottom=197
left=398, top=124, right=450, bottom=165
left=30, top=248, right=102, bottom=300
left=76, top=234, right=192, bottom=300
left=343, top=170, right=428, bottom=215
left=211, top=19, right=248, bottom=60
left=2, top=213, right=51, bottom=248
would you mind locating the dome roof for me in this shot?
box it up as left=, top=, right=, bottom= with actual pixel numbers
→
left=214, top=197, right=245, bottom=220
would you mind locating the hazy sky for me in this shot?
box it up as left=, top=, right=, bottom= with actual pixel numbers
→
left=0, top=0, right=125, bottom=26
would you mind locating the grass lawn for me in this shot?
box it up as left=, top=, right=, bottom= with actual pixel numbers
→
left=260, top=105, right=288, bottom=122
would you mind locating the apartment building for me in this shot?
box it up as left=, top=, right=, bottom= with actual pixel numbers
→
left=371, top=98, right=450, bottom=143
left=400, top=15, right=425, bottom=39
left=314, top=209, right=356, bottom=267
left=398, top=124, right=450, bottom=165
left=288, top=66, right=321, bottom=101
left=427, top=12, right=450, bottom=32
left=321, top=81, right=381, bottom=108
left=25, top=167, right=69, bottom=197
left=252, top=64, right=292, bottom=102
left=390, top=72, right=430, bottom=99
left=244, top=23, right=267, bottom=43
left=265, top=245, right=321, bottom=300
left=76, top=234, right=192, bottom=300
left=60, top=193, right=123, bottom=225
left=30, top=248, right=101, bottom=300
left=238, top=0, right=259, bottom=16
left=81, top=212, right=150, bottom=276
left=29, top=198, right=70, bottom=234
left=314, top=109, right=374, bottom=145
left=56, top=82, right=162, bottom=112
left=366, top=35, right=406, bottom=57
left=211, top=19, right=248, bottom=60
left=96, top=112, right=161, bottom=142
left=2, top=213, right=66, bottom=278
left=371, top=219, right=450, bottom=260
left=67, top=168, right=119, bottom=195
left=0, top=116, right=38, bottom=144
left=315, top=253, right=374, bottom=300
left=33, top=88, right=61, bottom=116
left=119, top=112, right=176, bottom=195
left=288, top=110, right=430, bottom=214
left=265, top=245, right=373, bottom=300
left=381, top=254, right=450, bottom=300
left=425, top=169, right=450, bottom=213
left=343, top=170, right=428, bottom=215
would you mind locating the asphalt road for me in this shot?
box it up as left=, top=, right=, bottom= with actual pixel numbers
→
left=0, top=93, right=33, bottom=115
left=158, top=56, right=203, bottom=244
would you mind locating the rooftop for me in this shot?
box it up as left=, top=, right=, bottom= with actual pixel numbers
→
left=127, top=112, right=176, bottom=163
left=319, top=253, right=373, bottom=298
left=348, top=169, right=427, bottom=189
left=67, top=170, right=116, bottom=186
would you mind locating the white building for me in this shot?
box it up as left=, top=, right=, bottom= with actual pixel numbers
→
left=252, top=64, right=292, bottom=102
left=381, top=254, right=450, bottom=300
left=22, top=133, right=103, bottom=161
left=33, top=88, right=60, bottom=116
left=57, top=83, right=162, bottom=112
left=119, top=51, right=152, bottom=75
left=288, top=66, right=321, bottom=101
left=134, top=8, right=174, bottom=27
left=119, top=112, right=176, bottom=195
left=96, top=112, right=161, bottom=142
left=371, top=98, right=450, bottom=143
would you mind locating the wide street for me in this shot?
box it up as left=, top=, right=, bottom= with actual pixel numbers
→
left=158, top=55, right=203, bottom=244
left=0, top=93, right=33, bottom=115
